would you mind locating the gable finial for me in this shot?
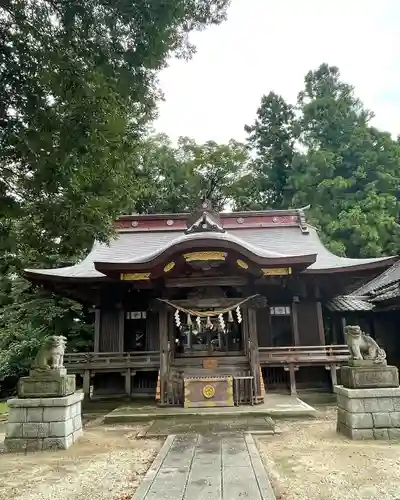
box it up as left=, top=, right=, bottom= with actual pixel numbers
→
left=297, top=205, right=310, bottom=234
left=185, top=196, right=224, bottom=234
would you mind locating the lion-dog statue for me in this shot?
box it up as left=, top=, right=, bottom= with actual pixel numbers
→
left=34, top=335, right=67, bottom=371
left=344, top=325, right=386, bottom=364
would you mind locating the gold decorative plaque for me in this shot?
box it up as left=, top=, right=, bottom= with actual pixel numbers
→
left=120, top=272, right=151, bottom=281
left=164, top=261, right=175, bottom=273
left=261, top=267, right=292, bottom=276
left=183, top=251, right=227, bottom=262
left=236, top=259, right=249, bottom=269
left=202, top=384, right=216, bottom=399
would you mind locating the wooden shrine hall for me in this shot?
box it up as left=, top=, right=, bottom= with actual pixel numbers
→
left=24, top=200, right=397, bottom=406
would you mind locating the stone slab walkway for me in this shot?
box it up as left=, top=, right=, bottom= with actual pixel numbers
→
left=132, top=433, right=276, bottom=500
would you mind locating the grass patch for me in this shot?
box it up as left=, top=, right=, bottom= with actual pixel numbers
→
left=0, top=402, right=8, bottom=415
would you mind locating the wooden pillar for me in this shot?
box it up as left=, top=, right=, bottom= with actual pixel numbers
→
left=247, top=307, right=262, bottom=402
left=316, top=302, right=325, bottom=345
left=159, top=306, right=169, bottom=405
left=83, top=369, right=91, bottom=399
left=94, top=309, right=100, bottom=352
left=331, top=316, right=338, bottom=344
left=125, top=368, right=135, bottom=396
left=118, top=309, right=124, bottom=352
left=242, top=306, right=250, bottom=356
left=284, top=365, right=299, bottom=396
left=291, top=302, right=300, bottom=345
left=325, top=364, right=338, bottom=389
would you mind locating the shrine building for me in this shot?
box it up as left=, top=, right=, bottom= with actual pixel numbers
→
left=24, top=201, right=397, bottom=406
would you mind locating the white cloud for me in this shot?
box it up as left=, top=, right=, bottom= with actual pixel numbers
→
left=154, top=0, right=400, bottom=143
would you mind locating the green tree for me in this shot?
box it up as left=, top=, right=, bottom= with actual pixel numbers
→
left=234, top=92, right=296, bottom=210
left=132, top=134, right=250, bottom=213
left=290, top=64, right=400, bottom=257
left=0, top=0, right=230, bottom=386
left=0, top=0, right=230, bottom=258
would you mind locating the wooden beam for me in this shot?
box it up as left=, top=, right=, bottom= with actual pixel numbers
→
left=165, top=276, right=247, bottom=288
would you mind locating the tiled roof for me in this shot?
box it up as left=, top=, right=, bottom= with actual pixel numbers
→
left=353, top=260, right=400, bottom=296
left=370, top=281, right=400, bottom=303
left=25, top=224, right=395, bottom=280
left=325, top=295, right=374, bottom=312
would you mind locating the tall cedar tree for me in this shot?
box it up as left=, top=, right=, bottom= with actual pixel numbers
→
left=234, top=92, right=296, bottom=210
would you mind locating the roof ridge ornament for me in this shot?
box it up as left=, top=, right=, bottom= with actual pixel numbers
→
left=297, top=205, right=310, bottom=234
left=185, top=198, right=225, bottom=234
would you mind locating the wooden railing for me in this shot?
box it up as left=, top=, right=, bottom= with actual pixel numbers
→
left=64, top=351, right=159, bottom=371
left=259, top=344, right=350, bottom=365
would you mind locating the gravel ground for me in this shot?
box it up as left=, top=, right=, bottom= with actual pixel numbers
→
left=0, top=421, right=162, bottom=500
left=257, top=406, right=400, bottom=500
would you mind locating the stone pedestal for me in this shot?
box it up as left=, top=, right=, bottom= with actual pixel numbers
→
left=4, top=391, right=84, bottom=452
left=18, top=368, right=75, bottom=398
left=341, top=363, right=399, bottom=389
left=335, top=385, right=400, bottom=440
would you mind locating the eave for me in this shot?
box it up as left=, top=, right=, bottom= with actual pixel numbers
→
left=93, top=237, right=317, bottom=276
left=303, top=256, right=397, bottom=274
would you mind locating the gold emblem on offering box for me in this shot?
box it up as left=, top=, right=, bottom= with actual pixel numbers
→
left=120, top=272, right=151, bottom=281
left=261, top=267, right=292, bottom=276
left=183, top=251, right=227, bottom=262
left=164, top=261, right=175, bottom=273
left=202, top=384, right=216, bottom=399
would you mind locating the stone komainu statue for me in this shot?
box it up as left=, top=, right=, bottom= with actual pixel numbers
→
left=344, top=325, right=386, bottom=364
left=34, top=335, right=67, bottom=370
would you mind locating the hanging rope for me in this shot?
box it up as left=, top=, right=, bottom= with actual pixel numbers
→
left=156, top=294, right=259, bottom=317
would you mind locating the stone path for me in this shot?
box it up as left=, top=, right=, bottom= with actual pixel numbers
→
left=132, top=433, right=276, bottom=500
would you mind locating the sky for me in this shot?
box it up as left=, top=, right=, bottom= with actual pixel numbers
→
left=154, top=0, right=400, bottom=144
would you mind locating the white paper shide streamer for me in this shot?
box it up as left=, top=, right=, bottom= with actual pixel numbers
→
left=174, top=309, right=181, bottom=328
left=218, top=313, right=225, bottom=332
left=236, top=306, right=242, bottom=324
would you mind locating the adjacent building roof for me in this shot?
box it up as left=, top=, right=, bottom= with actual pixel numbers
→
left=325, top=295, right=374, bottom=312
left=353, top=260, right=400, bottom=296
left=24, top=206, right=396, bottom=281
left=329, top=261, right=400, bottom=311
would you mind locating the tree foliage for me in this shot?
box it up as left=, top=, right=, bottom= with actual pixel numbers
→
left=238, top=92, right=297, bottom=210
left=239, top=64, right=400, bottom=257
left=0, top=0, right=230, bottom=258
left=132, top=134, right=249, bottom=213
left=0, top=0, right=230, bottom=387
left=291, top=64, right=400, bottom=257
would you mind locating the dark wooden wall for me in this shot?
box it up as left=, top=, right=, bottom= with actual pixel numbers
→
left=146, top=311, right=160, bottom=351
left=256, top=308, right=272, bottom=346
left=99, top=309, right=122, bottom=352
left=373, top=311, right=400, bottom=366
left=297, top=301, right=321, bottom=345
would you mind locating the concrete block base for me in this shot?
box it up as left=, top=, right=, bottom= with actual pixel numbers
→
left=335, top=385, right=400, bottom=440
left=4, top=391, right=84, bottom=452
